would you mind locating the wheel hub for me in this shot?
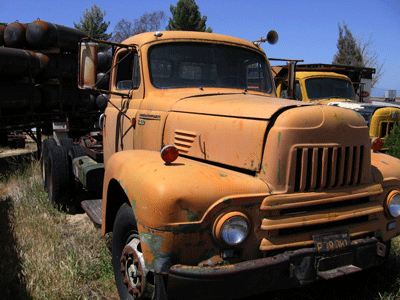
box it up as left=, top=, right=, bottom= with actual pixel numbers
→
left=120, top=236, right=150, bottom=299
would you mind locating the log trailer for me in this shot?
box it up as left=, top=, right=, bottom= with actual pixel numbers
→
left=0, top=20, right=109, bottom=153
left=29, top=29, right=400, bottom=300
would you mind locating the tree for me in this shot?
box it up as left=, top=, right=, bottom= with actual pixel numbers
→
left=112, top=11, right=166, bottom=43
left=112, top=18, right=134, bottom=43
left=358, top=35, right=385, bottom=87
left=333, top=22, right=364, bottom=67
left=333, top=22, right=384, bottom=87
left=167, top=0, right=212, bottom=32
left=384, top=122, right=400, bottom=159
left=74, top=4, right=111, bottom=50
left=134, top=11, right=166, bottom=34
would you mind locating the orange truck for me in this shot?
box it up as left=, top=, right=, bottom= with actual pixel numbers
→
left=41, top=31, right=400, bottom=300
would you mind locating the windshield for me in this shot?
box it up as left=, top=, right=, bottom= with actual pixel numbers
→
left=305, top=77, right=355, bottom=101
left=148, top=42, right=272, bottom=93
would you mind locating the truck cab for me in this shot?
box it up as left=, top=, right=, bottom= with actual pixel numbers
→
left=275, top=70, right=356, bottom=104
left=76, top=32, right=400, bottom=300
left=273, top=63, right=400, bottom=148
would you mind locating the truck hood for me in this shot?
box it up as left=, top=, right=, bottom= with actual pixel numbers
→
left=171, top=93, right=310, bottom=119
left=163, top=93, right=312, bottom=172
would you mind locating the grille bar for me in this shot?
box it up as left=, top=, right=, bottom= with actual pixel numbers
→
left=294, top=146, right=364, bottom=192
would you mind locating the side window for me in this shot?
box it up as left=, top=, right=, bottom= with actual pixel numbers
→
left=115, top=50, right=141, bottom=90
left=294, top=82, right=302, bottom=100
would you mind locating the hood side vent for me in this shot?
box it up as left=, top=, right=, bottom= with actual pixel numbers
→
left=174, top=130, right=197, bottom=153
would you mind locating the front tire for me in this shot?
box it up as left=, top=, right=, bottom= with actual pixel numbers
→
left=112, top=203, right=155, bottom=300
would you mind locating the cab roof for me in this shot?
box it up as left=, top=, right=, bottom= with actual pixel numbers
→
left=295, top=71, right=352, bottom=81
left=121, top=31, right=263, bottom=53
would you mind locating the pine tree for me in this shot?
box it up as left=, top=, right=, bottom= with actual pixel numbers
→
left=74, top=4, right=111, bottom=50
left=332, top=22, right=364, bottom=67
left=384, top=122, right=400, bottom=159
left=167, top=0, right=212, bottom=32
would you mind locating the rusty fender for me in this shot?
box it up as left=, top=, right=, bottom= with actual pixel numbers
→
left=103, top=149, right=268, bottom=228
left=103, top=150, right=269, bottom=270
left=371, top=151, right=400, bottom=184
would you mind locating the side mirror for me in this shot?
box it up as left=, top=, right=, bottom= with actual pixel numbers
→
left=78, top=40, right=98, bottom=89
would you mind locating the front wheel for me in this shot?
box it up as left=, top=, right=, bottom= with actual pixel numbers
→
left=112, top=204, right=156, bottom=300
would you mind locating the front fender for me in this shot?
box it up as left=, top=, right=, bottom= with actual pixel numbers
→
left=371, top=151, right=400, bottom=185
left=103, top=150, right=269, bottom=230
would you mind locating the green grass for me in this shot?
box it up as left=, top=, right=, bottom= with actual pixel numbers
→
left=0, top=159, right=117, bottom=300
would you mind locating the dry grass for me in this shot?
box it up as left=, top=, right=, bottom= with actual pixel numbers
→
left=2, top=157, right=400, bottom=300
left=0, top=159, right=117, bottom=300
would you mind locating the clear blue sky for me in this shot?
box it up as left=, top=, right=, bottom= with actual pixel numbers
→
left=1, top=0, right=399, bottom=96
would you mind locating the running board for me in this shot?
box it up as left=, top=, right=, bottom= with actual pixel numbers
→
left=81, top=199, right=103, bottom=228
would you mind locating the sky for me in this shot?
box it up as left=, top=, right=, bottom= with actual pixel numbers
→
left=1, top=0, right=399, bottom=96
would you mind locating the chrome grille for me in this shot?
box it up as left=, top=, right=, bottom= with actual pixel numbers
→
left=293, top=146, right=365, bottom=192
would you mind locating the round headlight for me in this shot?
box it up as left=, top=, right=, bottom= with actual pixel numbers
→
left=220, top=216, right=249, bottom=246
left=387, top=191, right=400, bottom=218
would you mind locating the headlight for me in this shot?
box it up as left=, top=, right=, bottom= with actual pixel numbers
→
left=214, top=212, right=250, bottom=246
left=386, top=191, right=400, bottom=218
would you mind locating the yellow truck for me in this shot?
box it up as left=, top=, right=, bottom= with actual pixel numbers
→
left=41, top=31, right=400, bottom=300
left=273, top=63, right=400, bottom=148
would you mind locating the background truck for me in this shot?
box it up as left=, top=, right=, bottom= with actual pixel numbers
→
left=272, top=62, right=375, bottom=103
left=385, top=90, right=397, bottom=102
left=272, top=62, right=400, bottom=149
left=5, top=24, right=398, bottom=299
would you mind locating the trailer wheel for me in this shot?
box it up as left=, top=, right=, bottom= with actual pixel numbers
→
left=68, top=145, right=85, bottom=160
left=59, top=137, right=73, bottom=148
left=40, top=138, right=57, bottom=191
left=112, top=204, right=157, bottom=300
left=48, top=145, right=70, bottom=207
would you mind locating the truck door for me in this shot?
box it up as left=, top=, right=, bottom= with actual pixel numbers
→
left=103, top=48, right=143, bottom=163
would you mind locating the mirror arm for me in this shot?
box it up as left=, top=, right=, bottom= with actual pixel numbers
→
left=81, top=37, right=135, bottom=49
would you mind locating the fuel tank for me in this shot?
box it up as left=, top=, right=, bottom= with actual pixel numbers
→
left=0, top=25, right=5, bottom=46
left=98, top=52, right=112, bottom=72
left=4, top=22, right=28, bottom=48
left=26, top=20, right=87, bottom=51
left=0, top=83, right=41, bottom=113
left=0, top=47, right=46, bottom=78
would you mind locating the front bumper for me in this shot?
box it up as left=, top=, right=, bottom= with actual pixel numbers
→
left=166, top=237, right=387, bottom=300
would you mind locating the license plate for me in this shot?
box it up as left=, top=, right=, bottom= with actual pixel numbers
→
left=312, top=231, right=351, bottom=253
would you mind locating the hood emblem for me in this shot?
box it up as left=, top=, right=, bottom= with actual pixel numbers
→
left=393, top=111, right=398, bottom=120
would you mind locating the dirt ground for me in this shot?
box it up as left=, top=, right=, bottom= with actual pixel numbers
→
left=0, top=136, right=38, bottom=159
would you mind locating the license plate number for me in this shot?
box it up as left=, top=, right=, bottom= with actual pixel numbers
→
left=312, top=231, right=351, bottom=253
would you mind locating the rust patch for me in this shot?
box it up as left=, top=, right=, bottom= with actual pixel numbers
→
left=277, top=132, right=281, bottom=148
